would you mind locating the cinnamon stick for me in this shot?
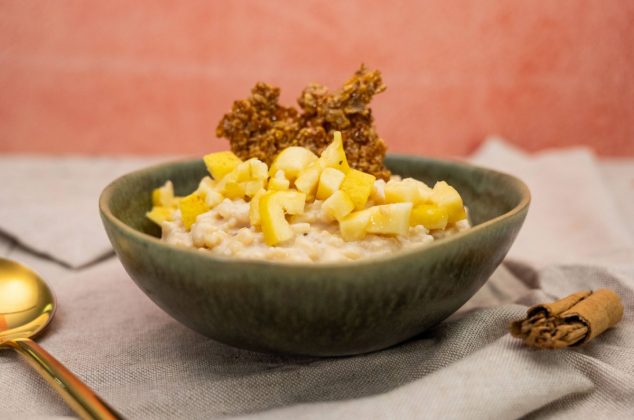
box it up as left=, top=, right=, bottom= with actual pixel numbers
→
left=510, top=289, right=623, bottom=349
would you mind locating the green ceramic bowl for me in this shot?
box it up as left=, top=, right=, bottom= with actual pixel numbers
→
left=99, top=155, right=529, bottom=356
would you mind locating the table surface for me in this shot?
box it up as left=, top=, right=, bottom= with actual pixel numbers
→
left=1, top=147, right=633, bottom=420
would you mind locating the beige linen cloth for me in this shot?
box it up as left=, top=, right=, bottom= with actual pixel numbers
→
left=0, top=140, right=633, bottom=419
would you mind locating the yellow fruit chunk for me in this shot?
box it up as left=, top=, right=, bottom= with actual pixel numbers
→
left=203, top=151, right=242, bottom=181
left=179, top=192, right=210, bottom=230
left=222, top=181, right=245, bottom=199
left=404, top=178, right=433, bottom=203
left=410, top=204, right=448, bottom=230
left=316, top=167, right=345, bottom=200
left=322, top=190, right=355, bottom=221
left=366, top=203, right=413, bottom=236
left=243, top=180, right=265, bottom=197
left=340, top=169, right=376, bottom=210
left=431, top=181, right=467, bottom=223
left=339, top=208, right=373, bottom=241
left=268, top=171, right=290, bottom=191
left=232, top=161, right=252, bottom=182
left=370, top=179, right=386, bottom=204
left=295, top=160, right=323, bottom=198
left=146, top=206, right=174, bottom=225
left=259, top=191, right=306, bottom=245
left=269, top=147, right=318, bottom=181
left=249, top=189, right=266, bottom=226
left=248, top=158, right=268, bottom=180
left=385, top=178, right=432, bottom=204
left=320, top=131, right=350, bottom=173
left=151, top=180, right=177, bottom=207
left=215, top=159, right=268, bottom=199
left=196, top=177, right=224, bottom=208
left=384, top=180, right=418, bottom=203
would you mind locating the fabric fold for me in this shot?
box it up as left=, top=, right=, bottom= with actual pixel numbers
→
left=0, top=156, right=167, bottom=268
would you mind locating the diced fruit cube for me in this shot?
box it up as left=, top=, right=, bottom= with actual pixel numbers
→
left=410, top=204, right=448, bottom=230
left=431, top=181, right=467, bottom=223
left=243, top=180, right=265, bottom=197
left=384, top=180, right=419, bottom=203
left=268, top=177, right=290, bottom=191
left=322, top=190, right=355, bottom=221
left=233, top=161, right=252, bottom=182
left=249, top=189, right=266, bottom=226
left=385, top=178, right=432, bottom=204
left=339, top=208, right=373, bottom=241
left=268, top=171, right=290, bottom=191
left=366, top=203, right=413, bottom=236
left=371, top=179, right=386, bottom=204
left=320, top=131, right=350, bottom=173
left=295, top=160, right=323, bottom=198
left=248, top=158, right=268, bottom=180
left=403, top=178, right=433, bottom=203
left=146, top=206, right=174, bottom=225
left=340, top=169, right=376, bottom=210
left=269, top=146, right=318, bottom=181
left=316, top=167, right=345, bottom=200
left=152, top=180, right=177, bottom=207
left=222, top=181, right=245, bottom=199
left=203, top=151, right=242, bottom=181
left=259, top=191, right=306, bottom=245
left=196, top=177, right=224, bottom=208
left=179, top=192, right=210, bottom=230
left=277, top=191, right=306, bottom=215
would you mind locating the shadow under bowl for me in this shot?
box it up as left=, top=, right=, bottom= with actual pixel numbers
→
left=99, top=154, right=529, bottom=356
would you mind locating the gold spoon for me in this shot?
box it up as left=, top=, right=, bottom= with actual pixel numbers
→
left=0, top=257, right=122, bottom=419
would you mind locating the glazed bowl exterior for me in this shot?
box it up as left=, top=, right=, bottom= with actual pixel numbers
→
left=99, top=155, right=529, bottom=356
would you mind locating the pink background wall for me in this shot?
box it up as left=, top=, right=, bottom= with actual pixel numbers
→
left=1, top=1, right=633, bottom=157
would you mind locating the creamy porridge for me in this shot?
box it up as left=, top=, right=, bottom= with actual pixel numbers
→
left=147, top=132, right=470, bottom=263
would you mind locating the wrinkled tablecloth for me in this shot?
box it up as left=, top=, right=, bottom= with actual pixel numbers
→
left=1, top=140, right=633, bottom=419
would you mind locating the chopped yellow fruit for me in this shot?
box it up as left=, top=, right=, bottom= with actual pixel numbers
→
left=384, top=180, right=418, bottom=203
left=233, top=161, right=252, bottom=182
left=214, top=159, right=268, bottom=199
left=339, top=208, right=373, bottom=241
left=268, top=171, right=290, bottom=191
left=295, top=160, right=323, bottom=198
left=196, top=177, right=223, bottom=208
left=403, top=178, right=433, bottom=203
left=249, top=189, right=266, bottom=226
left=146, top=206, right=174, bottom=225
left=259, top=191, right=306, bottom=245
left=370, top=179, right=386, bottom=204
left=410, top=204, right=448, bottom=230
left=178, top=192, right=210, bottom=230
left=243, top=180, right=265, bottom=197
left=197, top=176, right=216, bottom=190
left=222, top=181, right=245, bottom=199
left=248, top=158, right=269, bottom=180
left=316, top=167, right=345, bottom=200
left=385, top=178, right=432, bottom=204
left=269, top=146, right=318, bottom=181
left=203, top=151, right=242, bottom=181
left=322, top=190, right=355, bottom=221
left=431, top=181, right=467, bottom=223
left=151, top=180, right=177, bottom=207
left=340, top=168, right=376, bottom=210
left=320, top=131, right=350, bottom=173
left=366, top=203, right=413, bottom=236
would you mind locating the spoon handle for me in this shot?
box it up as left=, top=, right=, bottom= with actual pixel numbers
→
left=7, top=338, right=123, bottom=420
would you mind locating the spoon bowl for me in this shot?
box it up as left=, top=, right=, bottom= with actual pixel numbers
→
left=0, top=257, right=121, bottom=419
left=0, top=258, right=55, bottom=344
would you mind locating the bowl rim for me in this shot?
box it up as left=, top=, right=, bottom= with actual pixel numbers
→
left=99, top=153, right=531, bottom=269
